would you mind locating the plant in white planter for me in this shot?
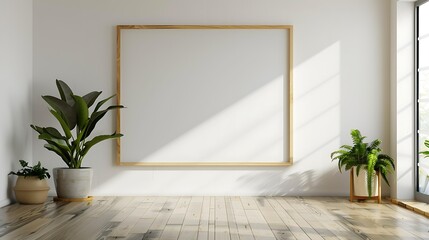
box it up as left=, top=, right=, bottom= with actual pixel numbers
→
left=330, top=129, right=395, bottom=198
left=9, top=160, right=51, bottom=204
left=31, top=79, right=124, bottom=199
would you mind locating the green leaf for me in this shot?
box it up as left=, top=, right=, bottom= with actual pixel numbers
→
left=30, top=125, right=44, bottom=134
left=82, top=91, right=102, bottom=108
left=366, top=150, right=377, bottom=198
left=44, top=127, right=65, bottom=139
left=56, top=79, right=75, bottom=106
left=424, top=140, right=429, bottom=148
left=49, top=109, right=72, bottom=139
left=38, top=133, right=70, bottom=151
left=44, top=144, right=71, bottom=168
left=82, top=133, right=123, bottom=156
left=19, top=160, right=28, bottom=167
left=84, top=105, right=124, bottom=138
left=368, top=139, right=381, bottom=151
left=350, top=129, right=365, bottom=146
left=42, top=95, right=77, bottom=130
left=94, top=94, right=116, bottom=112
left=420, top=150, right=429, bottom=158
left=72, top=95, right=89, bottom=131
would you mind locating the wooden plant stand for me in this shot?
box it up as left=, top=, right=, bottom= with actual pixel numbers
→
left=349, top=168, right=381, bottom=203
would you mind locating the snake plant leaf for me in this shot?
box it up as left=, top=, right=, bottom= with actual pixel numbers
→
left=72, top=95, right=89, bottom=131
left=82, top=91, right=102, bottom=108
left=56, top=79, right=75, bottom=106
left=81, top=133, right=123, bottom=156
left=49, top=109, right=72, bottom=139
left=42, top=95, right=77, bottom=130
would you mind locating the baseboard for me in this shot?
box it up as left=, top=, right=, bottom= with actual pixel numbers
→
left=391, top=198, right=429, bottom=218
left=0, top=198, right=12, bottom=208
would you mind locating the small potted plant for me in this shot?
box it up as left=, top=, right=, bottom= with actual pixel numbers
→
left=330, top=129, right=395, bottom=199
left=31, top=79, right=124, bottom=200
left=9, top=160, right=51, bottom=204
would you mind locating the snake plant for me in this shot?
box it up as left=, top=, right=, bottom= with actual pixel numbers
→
left=31, top=79, right=124, bottom=168
left=330, top=129, right=395, bottom=197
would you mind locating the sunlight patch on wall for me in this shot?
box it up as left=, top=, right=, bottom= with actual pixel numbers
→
left=294, top=42, right=341, bottom=165
left=134, top=76, right=284, bottom=163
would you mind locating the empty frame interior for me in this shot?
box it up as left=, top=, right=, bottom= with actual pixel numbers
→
left=116, top=25, right=293, bottom=166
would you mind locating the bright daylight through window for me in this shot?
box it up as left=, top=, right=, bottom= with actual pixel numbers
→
left=416, top=1, right=429, bottom=196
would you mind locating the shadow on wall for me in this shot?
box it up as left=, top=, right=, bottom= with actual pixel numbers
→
left=6, top=83, right=32, bottom=201
left=234, top=163, right=346, bottom=197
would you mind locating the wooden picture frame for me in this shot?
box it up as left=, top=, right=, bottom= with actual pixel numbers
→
left=116, top=25, right=293, bottom=166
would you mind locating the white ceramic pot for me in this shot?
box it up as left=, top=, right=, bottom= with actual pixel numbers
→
left=14, top=176, right=50, bottom=204
left=353, top=167, right=378, bottom=197
left=53, top=168, right=93, bottom=199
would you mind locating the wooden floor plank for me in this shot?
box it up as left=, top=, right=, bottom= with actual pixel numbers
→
left=225, top=197, right=240, bottom=240
left=214, top=196, right=230, bottom=240
left=109, top=203, right=149, bottom=237
left=268, top=197, right=309, bottom=240
left=255, top=197, right=296, bottom=240
left=208, top=197, right=215, bottom=240
left=160, top=224, right=182, bottom=240
left=1, top=196, right=428, bottom=240
left=0, top=218, right=52, bottom=240
left=197, top=196, right=211, bottom=240
left=231, top=196, right=255, bottom=240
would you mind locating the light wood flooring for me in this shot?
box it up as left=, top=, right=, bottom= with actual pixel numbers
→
left=0, top=196, right=428, bottom=240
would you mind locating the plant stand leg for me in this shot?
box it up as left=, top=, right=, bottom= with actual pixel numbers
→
left=350, top=168, right=354, bottom=202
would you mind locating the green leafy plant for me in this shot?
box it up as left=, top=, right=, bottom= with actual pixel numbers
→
left=31, top=79, right=124, bottom=168
left=330, top=129, right=395, bottom=197
left=419, top=140, right=429, bottom=157
left=9, top=160, right=51, bottom=180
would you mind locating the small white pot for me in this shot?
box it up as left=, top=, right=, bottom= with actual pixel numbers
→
left=53, top=168, right=93, bottom=199
left=353, top=167, right=378, bottom=197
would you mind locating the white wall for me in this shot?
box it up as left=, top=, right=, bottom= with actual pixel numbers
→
left=390, top=0, right=415, bottom=200
left=0, top=0, right=33, bottom=207
left=33, top=0, right=391, bottom=196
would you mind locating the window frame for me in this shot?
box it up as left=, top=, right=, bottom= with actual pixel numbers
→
left=415, top=0, right=429, bottom=202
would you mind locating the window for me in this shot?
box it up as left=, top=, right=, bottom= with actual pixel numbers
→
left=416, top=0, right=429, bottom=200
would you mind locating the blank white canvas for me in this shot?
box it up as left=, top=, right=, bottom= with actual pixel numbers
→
left=120, top=28, right=289, bottom=163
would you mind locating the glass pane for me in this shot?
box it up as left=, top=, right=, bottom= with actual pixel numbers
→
left=419, top=131, right=429, bottom=193
left=419, top=102, right=429, bottom=132
left=419, top=37, right=429, bottom=69
left=419, top=69, right=429, bottom=99
left=419, top=3, right=429, bottom=37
